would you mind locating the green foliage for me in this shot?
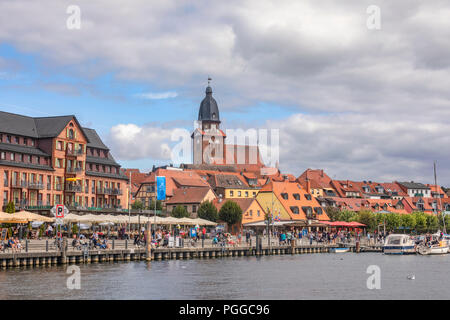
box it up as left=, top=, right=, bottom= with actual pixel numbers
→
left=39, top=224, right=45, bottom=238
left=171, top=205, right=190, bottom=218
left=218, top=200, right=243, bottom=227
left=131, top=200, right=144, bottom=210
left=339, top=210, right=357, bottom=222
left=197, top=201, right=218, bottom=222
left=385, top=213, right=401, bottom=231
left=400, top=214, right=416, bottom=230
left=357, top=210, right=377, bottom=231
left=72, top=223, right=79, bottom=235
left=412, top=211, right=427, bottom=232
left=148, top=199, right=163, bottom=211
left=5, top=201, right=15, bottom=213
left=426, top=214, right=439, bottom=232
left=325, top=207, right=341, bottom=222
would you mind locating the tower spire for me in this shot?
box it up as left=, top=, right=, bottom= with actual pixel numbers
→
left=208, top=76, right=212, bottom=86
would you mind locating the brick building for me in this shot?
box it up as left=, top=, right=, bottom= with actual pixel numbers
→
left=0, top=111, right=128, bottom=213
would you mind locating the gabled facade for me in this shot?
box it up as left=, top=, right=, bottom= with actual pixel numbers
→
left=0, top=111, right=128, bottom=212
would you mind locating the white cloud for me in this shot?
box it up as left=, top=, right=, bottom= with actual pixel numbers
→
left=134, top=91, right=178, bottom=100
left=107, top=123, right=173, bottom=161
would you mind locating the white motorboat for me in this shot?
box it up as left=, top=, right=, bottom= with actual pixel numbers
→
left=330, top=247, right=350, bottom=253
left=383, top=234, right=416, bottom=255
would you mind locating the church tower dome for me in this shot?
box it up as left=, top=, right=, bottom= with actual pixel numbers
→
left=198, top=84, right=220, bottom=123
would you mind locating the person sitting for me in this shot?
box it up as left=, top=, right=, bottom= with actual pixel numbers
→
left=15, top=237, right=22, bottom=252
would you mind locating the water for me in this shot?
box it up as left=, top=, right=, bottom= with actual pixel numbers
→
left=1, top=253, right=450, bottom=299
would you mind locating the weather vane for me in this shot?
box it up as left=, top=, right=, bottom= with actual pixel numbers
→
left=208, top=77, right=212, bottom=86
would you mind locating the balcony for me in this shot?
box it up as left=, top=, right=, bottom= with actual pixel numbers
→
left=65, top=184, right=82, bottom=193
left=11, top=180, right=27, bottom=188
left=66, top=148, right=84, bottom=157
left=96, top=187, right=106, bottom=194
left=111, top=188, right=123, bottom=196
left=66, top=166, right=83, bottom=174
left=28, top=182, right=44, bottom=190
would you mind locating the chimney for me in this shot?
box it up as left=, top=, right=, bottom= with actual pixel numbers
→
left=321, top=170, right=324, bottom=177
left=306, top=178, right=311, bottom=193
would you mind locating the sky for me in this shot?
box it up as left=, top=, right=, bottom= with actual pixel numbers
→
left=0, top=0, right=449, bottom=185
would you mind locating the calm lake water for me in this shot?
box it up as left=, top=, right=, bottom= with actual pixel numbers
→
left=1, top=253, right=450, bottom=299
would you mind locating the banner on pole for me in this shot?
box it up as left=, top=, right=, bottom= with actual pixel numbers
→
left=156, top=176, right=166, bottom=200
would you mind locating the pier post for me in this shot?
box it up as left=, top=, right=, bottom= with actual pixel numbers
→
left=146, top=221, right=152, bottom=261
left=291, top=238, right=296, bottom=254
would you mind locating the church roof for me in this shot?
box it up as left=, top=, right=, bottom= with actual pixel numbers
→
left=198, top=86, right=220, bottom=123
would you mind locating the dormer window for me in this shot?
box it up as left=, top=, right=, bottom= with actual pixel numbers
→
left=305, top=194, right=312, bottom=200
left=293, top=193, right=300, bottom=200
left=290, top=206, right=299, bottom=214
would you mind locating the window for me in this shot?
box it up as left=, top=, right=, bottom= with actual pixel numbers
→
left=230, top=190, right=234, bottom=197
left=27, top=155, right=31, bottom=162
left=10, top=153, right=14, bottom=161
left=257, top=210, right=260, bottom=217
left=238, top=191, right=241, bottom=197
left=281, top=193, right=288, bottom=200
left=293, top=193, right=300, bottom=200
left=69, top=129, right=74, bottom=139
left=192, top=205, right=197, bottom=213
left=305, top=194, right=312, bottom=200
left=290, top=206, right=299, bottom=214
left=57, top=141, right=63, bottom=150
left=14, top=136, right=19, bottom=144
left=245, top=191, right=249, bottom=197
left=31, top=140, right=34, bottom=146
left=314, top=207, right=323, bottom=215
left=24, top=138, right=27, bottom=145
left=0, top=152, right=5, bottom=160
left=6, top=135, right=11, bottom=143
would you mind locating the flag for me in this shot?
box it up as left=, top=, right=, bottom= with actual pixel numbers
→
left=156, top=176, right=166, bottom=200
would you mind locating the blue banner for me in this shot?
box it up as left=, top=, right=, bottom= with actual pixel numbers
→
left=156, top=176, right=166, bottom=200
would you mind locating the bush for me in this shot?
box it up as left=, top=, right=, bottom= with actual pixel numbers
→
left=197, top=201, right=218, bottom=222
left=5, top=201, right=15, bottom=213
left=171, top=205, right=190, bottom=218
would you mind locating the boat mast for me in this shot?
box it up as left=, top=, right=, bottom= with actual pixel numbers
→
left=434, top=161, right=446, bottom=234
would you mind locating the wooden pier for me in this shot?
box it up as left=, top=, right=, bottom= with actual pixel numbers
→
left=0, top=240, right=383, bottom=269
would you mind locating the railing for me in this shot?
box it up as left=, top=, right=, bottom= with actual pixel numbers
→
left=65, top=184, right=82, bottom=192
left=66, top=149, right=84, bottom=156
left=11, top=180, right=26, bottom=188
left=66, top=167, right=83, bottom=173
left=28, top=182, right=44, bottom=189
left=111, top=188, right=123, bottom=195
left=96, top=187, right=106, bottom=194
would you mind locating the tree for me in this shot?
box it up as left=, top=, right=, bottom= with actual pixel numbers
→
left=197, top=201, right=218, bottom=222
left=5, top=201, right=15, bottom=213
left=426, top=214, right=439, bottom=232
left=171, top=205, right=190, bottom=218
left=357, top=210, right=377, bottom=231
left=400, top=214, right=416, bottom=232
left=219, top=200, right=243, bottom=229
left=131, top=200, right=144, bottom=210
left=148, top=199, right=163, bottom=211
left=325, top=207, right=341, bottom=222
left=412, top=211, right=427, bottom=232
left=340, top=210, right=357, bottom=222
left=385, top=213, right=401, bottom=231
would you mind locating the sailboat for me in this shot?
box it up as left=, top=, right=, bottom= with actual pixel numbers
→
left=416, top=162, right=449, bottom=255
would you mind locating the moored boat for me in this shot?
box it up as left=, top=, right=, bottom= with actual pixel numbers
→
left=383, top=234, right=416, bottom=255
left=330, top=247, right=350, bottom=253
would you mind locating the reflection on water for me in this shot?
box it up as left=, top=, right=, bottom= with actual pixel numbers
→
left=1, top=253, right=449, bottom=299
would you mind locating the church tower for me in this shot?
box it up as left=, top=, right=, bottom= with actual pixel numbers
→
left=192, top=79, right=226, bottom=164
